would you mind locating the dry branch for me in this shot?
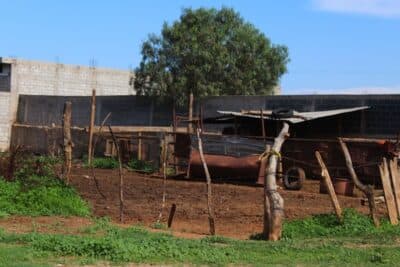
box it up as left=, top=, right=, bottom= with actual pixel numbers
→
left=338, top=138, right=379, bottom=227
left=197, top=128, right=216, bottom=235
left=108, top=125, right=124, bottom=223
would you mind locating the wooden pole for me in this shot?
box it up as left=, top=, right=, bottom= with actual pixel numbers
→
left=108, top=125, right=124, bottom=223
left=88, top=89, right=96, bottom=166
left=265, top=122, right=289, bottom=241
left=188, top=92, right=194, bottom=133
left=379, top=158, right=398, bottom=225
left=167, top=203, right=177, bottom=228
left=260, top=109, right=266, bottom=142
left=389, top=158, right=400, bottom=217
left=62, top=101, right=73, bottom=184
left=196, top=128, right=216, bottom=235
left=338, top=138, right=379, bottom=227
left=261, top=144, right=271, bottom=237
left=138, top=132, right=142, bottom=160
left=315, top=151, right=343, bottom=223
left=157, top=133, right=168, bottom=223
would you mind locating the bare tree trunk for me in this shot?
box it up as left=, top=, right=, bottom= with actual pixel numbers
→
left=88, top=89, right=96, bottom=166
left=266, top=122, right=289, bottom=241
left=108, top=125, right=124, bottom=223
left=63, top=101, right=73, bottom=184
left=315, top=151, right=343, bottom=223
left=197, top=128, right=216, bottom=235
left=338, top=138, right=379, bottom=227
left=157, top=133, right=168, bottom=223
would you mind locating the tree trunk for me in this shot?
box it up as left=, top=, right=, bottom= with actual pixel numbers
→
left=188, top=92, right=194, bottom=133
left=261, top=145, right=271, bottom=238
left=197, top=128, right=216, bottom=235
left=338, top=138, right=379, bottom=227
left=157, top=133, right=168, bottom=223
left=62, top=101, right=73, bottom=184
left=266, top=122, right=289, bottom=241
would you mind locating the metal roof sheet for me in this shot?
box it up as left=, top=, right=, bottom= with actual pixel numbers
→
left=216, top=106, right=369, bottom=124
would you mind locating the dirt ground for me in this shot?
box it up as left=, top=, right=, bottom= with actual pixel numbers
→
left=0, top=166, right=388, bottom=240
left=70, top=167, right=387, bottom=239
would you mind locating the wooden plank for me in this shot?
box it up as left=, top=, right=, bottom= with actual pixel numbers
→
left=315, top=151, right=343, bottom=223
left=389, top=158, right=400, bottom=217
left=379, top=157, right=398, bottom=225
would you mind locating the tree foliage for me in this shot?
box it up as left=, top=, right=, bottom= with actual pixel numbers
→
left=134, top=7, right=289, bottom=105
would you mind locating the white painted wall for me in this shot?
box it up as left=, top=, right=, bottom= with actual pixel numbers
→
left=0, top=57, right=135, bottom=151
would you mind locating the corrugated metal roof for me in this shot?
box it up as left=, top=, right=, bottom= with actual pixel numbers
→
left=216, top=106, right=369, bottom=124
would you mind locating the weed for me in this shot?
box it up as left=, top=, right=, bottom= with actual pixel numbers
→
left=151, top=222, right=167, bottom=230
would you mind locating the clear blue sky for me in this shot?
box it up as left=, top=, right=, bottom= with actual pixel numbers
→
left=1, top=0, right=399, bottom=94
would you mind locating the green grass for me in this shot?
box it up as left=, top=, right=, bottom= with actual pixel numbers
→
left=0, top=155, right=90, bottom=217
left=2, top=210, right=400, bottom=266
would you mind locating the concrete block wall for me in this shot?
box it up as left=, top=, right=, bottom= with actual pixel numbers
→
left=0, top=57, right=135, bottom=151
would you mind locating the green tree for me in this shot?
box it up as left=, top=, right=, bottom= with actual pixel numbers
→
left=134, top=7, right=289, bottom=105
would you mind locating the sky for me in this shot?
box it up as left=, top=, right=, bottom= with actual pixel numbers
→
left=1, top=0, right=399, bottom=94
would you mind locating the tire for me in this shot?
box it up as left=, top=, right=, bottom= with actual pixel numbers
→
left=283, top=167, right=305, bottom=191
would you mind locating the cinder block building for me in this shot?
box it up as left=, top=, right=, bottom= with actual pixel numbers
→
left=0, top=57, right=135, bottom=151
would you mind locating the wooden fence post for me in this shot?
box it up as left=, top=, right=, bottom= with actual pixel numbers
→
left=88, top=89, right=96, bottom=166
left=63, top=101, right=73, bottom=184
left=265, top=122, right=289, bottom=241
left=315, top=151, right=343, bottom=223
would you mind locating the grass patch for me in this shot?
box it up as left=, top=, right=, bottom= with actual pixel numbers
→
left=0, top=155, right=90, bottom=217
left=2, top=210, right=400, bottom=265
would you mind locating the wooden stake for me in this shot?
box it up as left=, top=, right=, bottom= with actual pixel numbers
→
left=108, top=125, right=124, bottom=223
left=265, top=122, right=289, bottom=241
left=62, top=101, right=73, bottom=184
left=379, top=158, right=398, bottom=225
left=389, top=158, right=400, bottom=217
left=138, top=132, right=142, bottom=160
left=315, top=151, right=343, bottom=223
left=188, top=92, right=194, bottom=133
left=196, top=128, right=216, bottom=235
left=167, top=203, right=177, bottom=228
left=157, top=133, right=168, bottom=223
left=88, top=89, right=96, bottom=166
left=338, top=138, right=379, bottom=227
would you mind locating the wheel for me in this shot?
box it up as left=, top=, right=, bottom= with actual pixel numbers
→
left=283, top=166, right=305, bottom=190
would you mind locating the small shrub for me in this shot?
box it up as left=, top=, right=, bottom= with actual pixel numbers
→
left=128, top=159, right=156, bottom=173
left=84, top=157, right=119, bottom=169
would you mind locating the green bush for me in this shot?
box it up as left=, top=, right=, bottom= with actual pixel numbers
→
left=84, top=157, right=119, bottom=169
left=128, top=159, right=155, bottom=173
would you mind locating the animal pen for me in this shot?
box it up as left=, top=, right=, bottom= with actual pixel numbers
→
left=7, top=93, right=400, bottom=239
